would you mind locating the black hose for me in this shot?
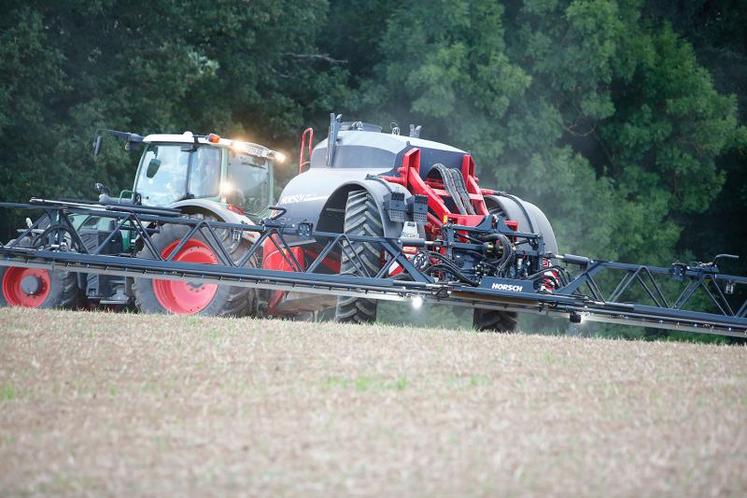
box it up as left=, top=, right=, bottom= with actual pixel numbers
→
left=424, top=264, right=479, bottom=286
left=526, top=265, right=571, bottom=286
left=447, top=168, right=476, bottom=215
left=432, top=164, right=468, bottom=215
left=494, top=234, right=513, bottom=274
left=422, top=251, right=480, bottom=285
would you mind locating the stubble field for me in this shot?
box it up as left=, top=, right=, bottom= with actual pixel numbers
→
left=0, top=307, right=745, bottom=497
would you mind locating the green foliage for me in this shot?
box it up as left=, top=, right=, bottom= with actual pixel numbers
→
left=346, top=0, right=742, bottom=266
left=647, top=0, right=747, bottom=315
left=0, top=7, right=66, bottom=208
left=0, top=0, right=347, bottom=236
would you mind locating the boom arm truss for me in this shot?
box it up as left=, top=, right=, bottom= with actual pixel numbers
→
left=1, top=199, right=745, bottom=338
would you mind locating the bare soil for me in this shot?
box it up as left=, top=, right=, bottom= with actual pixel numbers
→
left=0, top=307, right=745, bottom=497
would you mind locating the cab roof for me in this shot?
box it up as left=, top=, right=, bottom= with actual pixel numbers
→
left=143, top=132, right=279, bottom=161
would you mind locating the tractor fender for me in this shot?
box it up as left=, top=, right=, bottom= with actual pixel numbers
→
left=169, top=198, right=259, bottom=242
left=485, top=194, right=559, bottom=255
left=277, top=168, right=410, bottom=238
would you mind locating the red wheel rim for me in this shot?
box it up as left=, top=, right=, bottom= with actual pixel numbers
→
left=153, top=239, right=219, bottom=314
left=2, top=267, right=51, bottom=307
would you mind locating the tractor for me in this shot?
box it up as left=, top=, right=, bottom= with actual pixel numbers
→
left=0, top=130, right=283, bottom=316
left=265, top=114, right=559, bottom=332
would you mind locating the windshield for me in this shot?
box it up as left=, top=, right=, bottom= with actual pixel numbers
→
left=224, top=151, right=273, bottom=215
left=135, top=144, right=221, bottom=206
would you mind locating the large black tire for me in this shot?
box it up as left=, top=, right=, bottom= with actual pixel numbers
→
left=473, top=308, right=518, bottom=333
left=133, top=218, right=257, bottom=317
left=0, top=237, right=80, bottom=309
left=335, top=190, right=384, bottom=324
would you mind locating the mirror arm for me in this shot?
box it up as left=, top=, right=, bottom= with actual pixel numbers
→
left=91, top=129, right=145, bottom=158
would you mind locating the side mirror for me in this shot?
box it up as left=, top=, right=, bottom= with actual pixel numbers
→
left=92, top=135, right=103, bottom=158
left=95, top=182, right=111, bottom=196
left=146, top=158, right=162, bottom=178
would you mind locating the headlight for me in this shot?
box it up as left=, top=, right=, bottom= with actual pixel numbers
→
left=220, top=181, right=234, bottom=196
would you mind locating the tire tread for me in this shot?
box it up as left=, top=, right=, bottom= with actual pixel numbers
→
left=335, top=191, right=383, bottom=324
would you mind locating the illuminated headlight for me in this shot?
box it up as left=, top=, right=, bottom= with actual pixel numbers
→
left=272, top=151, right=287, bottom=163
left=220, top=181, right=234, bottom=196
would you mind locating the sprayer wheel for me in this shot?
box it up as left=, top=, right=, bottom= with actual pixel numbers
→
left=335, top=190, right=384, bottom=324
left=473, top=201, right=519, bottom=333
left=473, top=308, right=518, bottom=333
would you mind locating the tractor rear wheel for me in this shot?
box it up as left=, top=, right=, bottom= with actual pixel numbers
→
left=133, top=221, right=257, bottom=316
left=335, top=190, right=384, bottom=324
left=0, top=237, right=81, bottom=309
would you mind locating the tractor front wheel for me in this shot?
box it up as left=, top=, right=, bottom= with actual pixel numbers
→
left=0, top=238, right=80, bottom=309
left=133, top=222, right=256, bottom=316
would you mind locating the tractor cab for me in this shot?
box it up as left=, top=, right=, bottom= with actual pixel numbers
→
left=132, top=132, right=282, bottom=218
left=1, top=128, right=286, bottom=316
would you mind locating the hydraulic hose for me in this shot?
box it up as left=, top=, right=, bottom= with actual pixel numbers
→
left=423, top=251, right=479, bottom=286
left=494, top=233, right=513, bottom=274
left=447, top=168, right=476, bottom=215
left=432, top=164, right=468, bottom=215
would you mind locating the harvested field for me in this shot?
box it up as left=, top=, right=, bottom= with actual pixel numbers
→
left=0, top=307, right=745, bottom=497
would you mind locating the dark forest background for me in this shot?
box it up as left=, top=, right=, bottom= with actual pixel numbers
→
left=0, top=0, right=745, bottom=338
